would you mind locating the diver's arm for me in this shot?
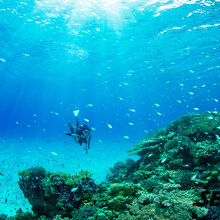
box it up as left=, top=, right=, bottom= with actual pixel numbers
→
left=69, top=121, right=75, bottom=133
left=64, top=132, right=72, bottom=136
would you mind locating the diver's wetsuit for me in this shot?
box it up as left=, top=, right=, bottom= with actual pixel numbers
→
left=65, top=117, right=91, bottom=153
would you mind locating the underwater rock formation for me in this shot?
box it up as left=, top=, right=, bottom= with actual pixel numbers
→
left=8, top=112, right=220, bottom=219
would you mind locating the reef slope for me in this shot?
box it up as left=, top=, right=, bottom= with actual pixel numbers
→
left=2, top=112, right=219, bottom=219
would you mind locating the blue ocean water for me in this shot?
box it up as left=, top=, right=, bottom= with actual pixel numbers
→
left=0, top=0, right=219, bottom=140
left=0, top=0, right=219, bottom=215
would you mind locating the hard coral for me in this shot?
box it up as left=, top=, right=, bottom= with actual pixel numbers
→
left=106, top=159, right=137, bottom=183
left=18, top=168, right=97, bottom=218
left=71, top=205, right=97, bottom=220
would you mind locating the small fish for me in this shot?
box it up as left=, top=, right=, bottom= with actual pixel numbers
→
left=88, top=104, right=93, bottom=107
left=54, top=112, right=59, bottom=116
left=91, top=12, right=97, bottom=16
left=0, top=58, right=6, bottom=62
left=51, top=152, right=58, bottom=156
left=129, top=109, right=136, bottom=112
left=191, top=174, right=198, bottom=180
left=188, top=92, right=194, bottom=95
left=119, top=97, right=123, bottom=100
left=128, top=69, right=134, bottom=73
left=193, top=108, right=199, bottom=111
left=71, top=187, right=78, bottom=192
left=97, top=213, right=105, bottom=217
left=15, top=121, right=19, bottom=125
left=27, top=124, right=31, bottom=128
left=107, top=124, right=112, bottom=128
left=176, top=100, right=182, bottom=103
left=154, top=103, right=160, bottom=107
left=148, top=153, right=153, bottom=157
left=168, top=179, right=175, bottom=183
left=91, top=127, right=96, bottom=131
left=183, top=164, right=190, bottom=167
left=157, top=112, right=162, bottom=116
left=23, top=53, right=30, bottom=57
left=128, top=122, right=134, bottom=126
left=123, top=136, right=129, bottom=139
left=161, top=158, right=167, bottom=163
left=84, top=118, right=89, bottom=122
left=33, top=114, right=37, bottom=117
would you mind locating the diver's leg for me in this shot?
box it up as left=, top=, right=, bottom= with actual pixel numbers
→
left=84, top=144, right=88, bottom=154
left=87, top=135, right=91, bottom=149
left=76, top=116, right=79, bottom=128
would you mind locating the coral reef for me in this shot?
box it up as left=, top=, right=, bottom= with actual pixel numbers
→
left=122, top=111, right=220, bottom=219
left=4, top=112, right=219, bottom=219
left=18, top=167, right=97, bottom=218
left=128, top=111, right=220, bottom=190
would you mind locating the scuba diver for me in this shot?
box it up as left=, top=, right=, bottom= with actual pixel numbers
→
left=65, top=110, right=91, bottom=154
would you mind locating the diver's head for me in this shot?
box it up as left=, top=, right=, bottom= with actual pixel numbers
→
left=82, top=124, right=89, bottom=130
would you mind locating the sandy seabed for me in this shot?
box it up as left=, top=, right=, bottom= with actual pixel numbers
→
left=0, top=137, right=137, bottom=216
